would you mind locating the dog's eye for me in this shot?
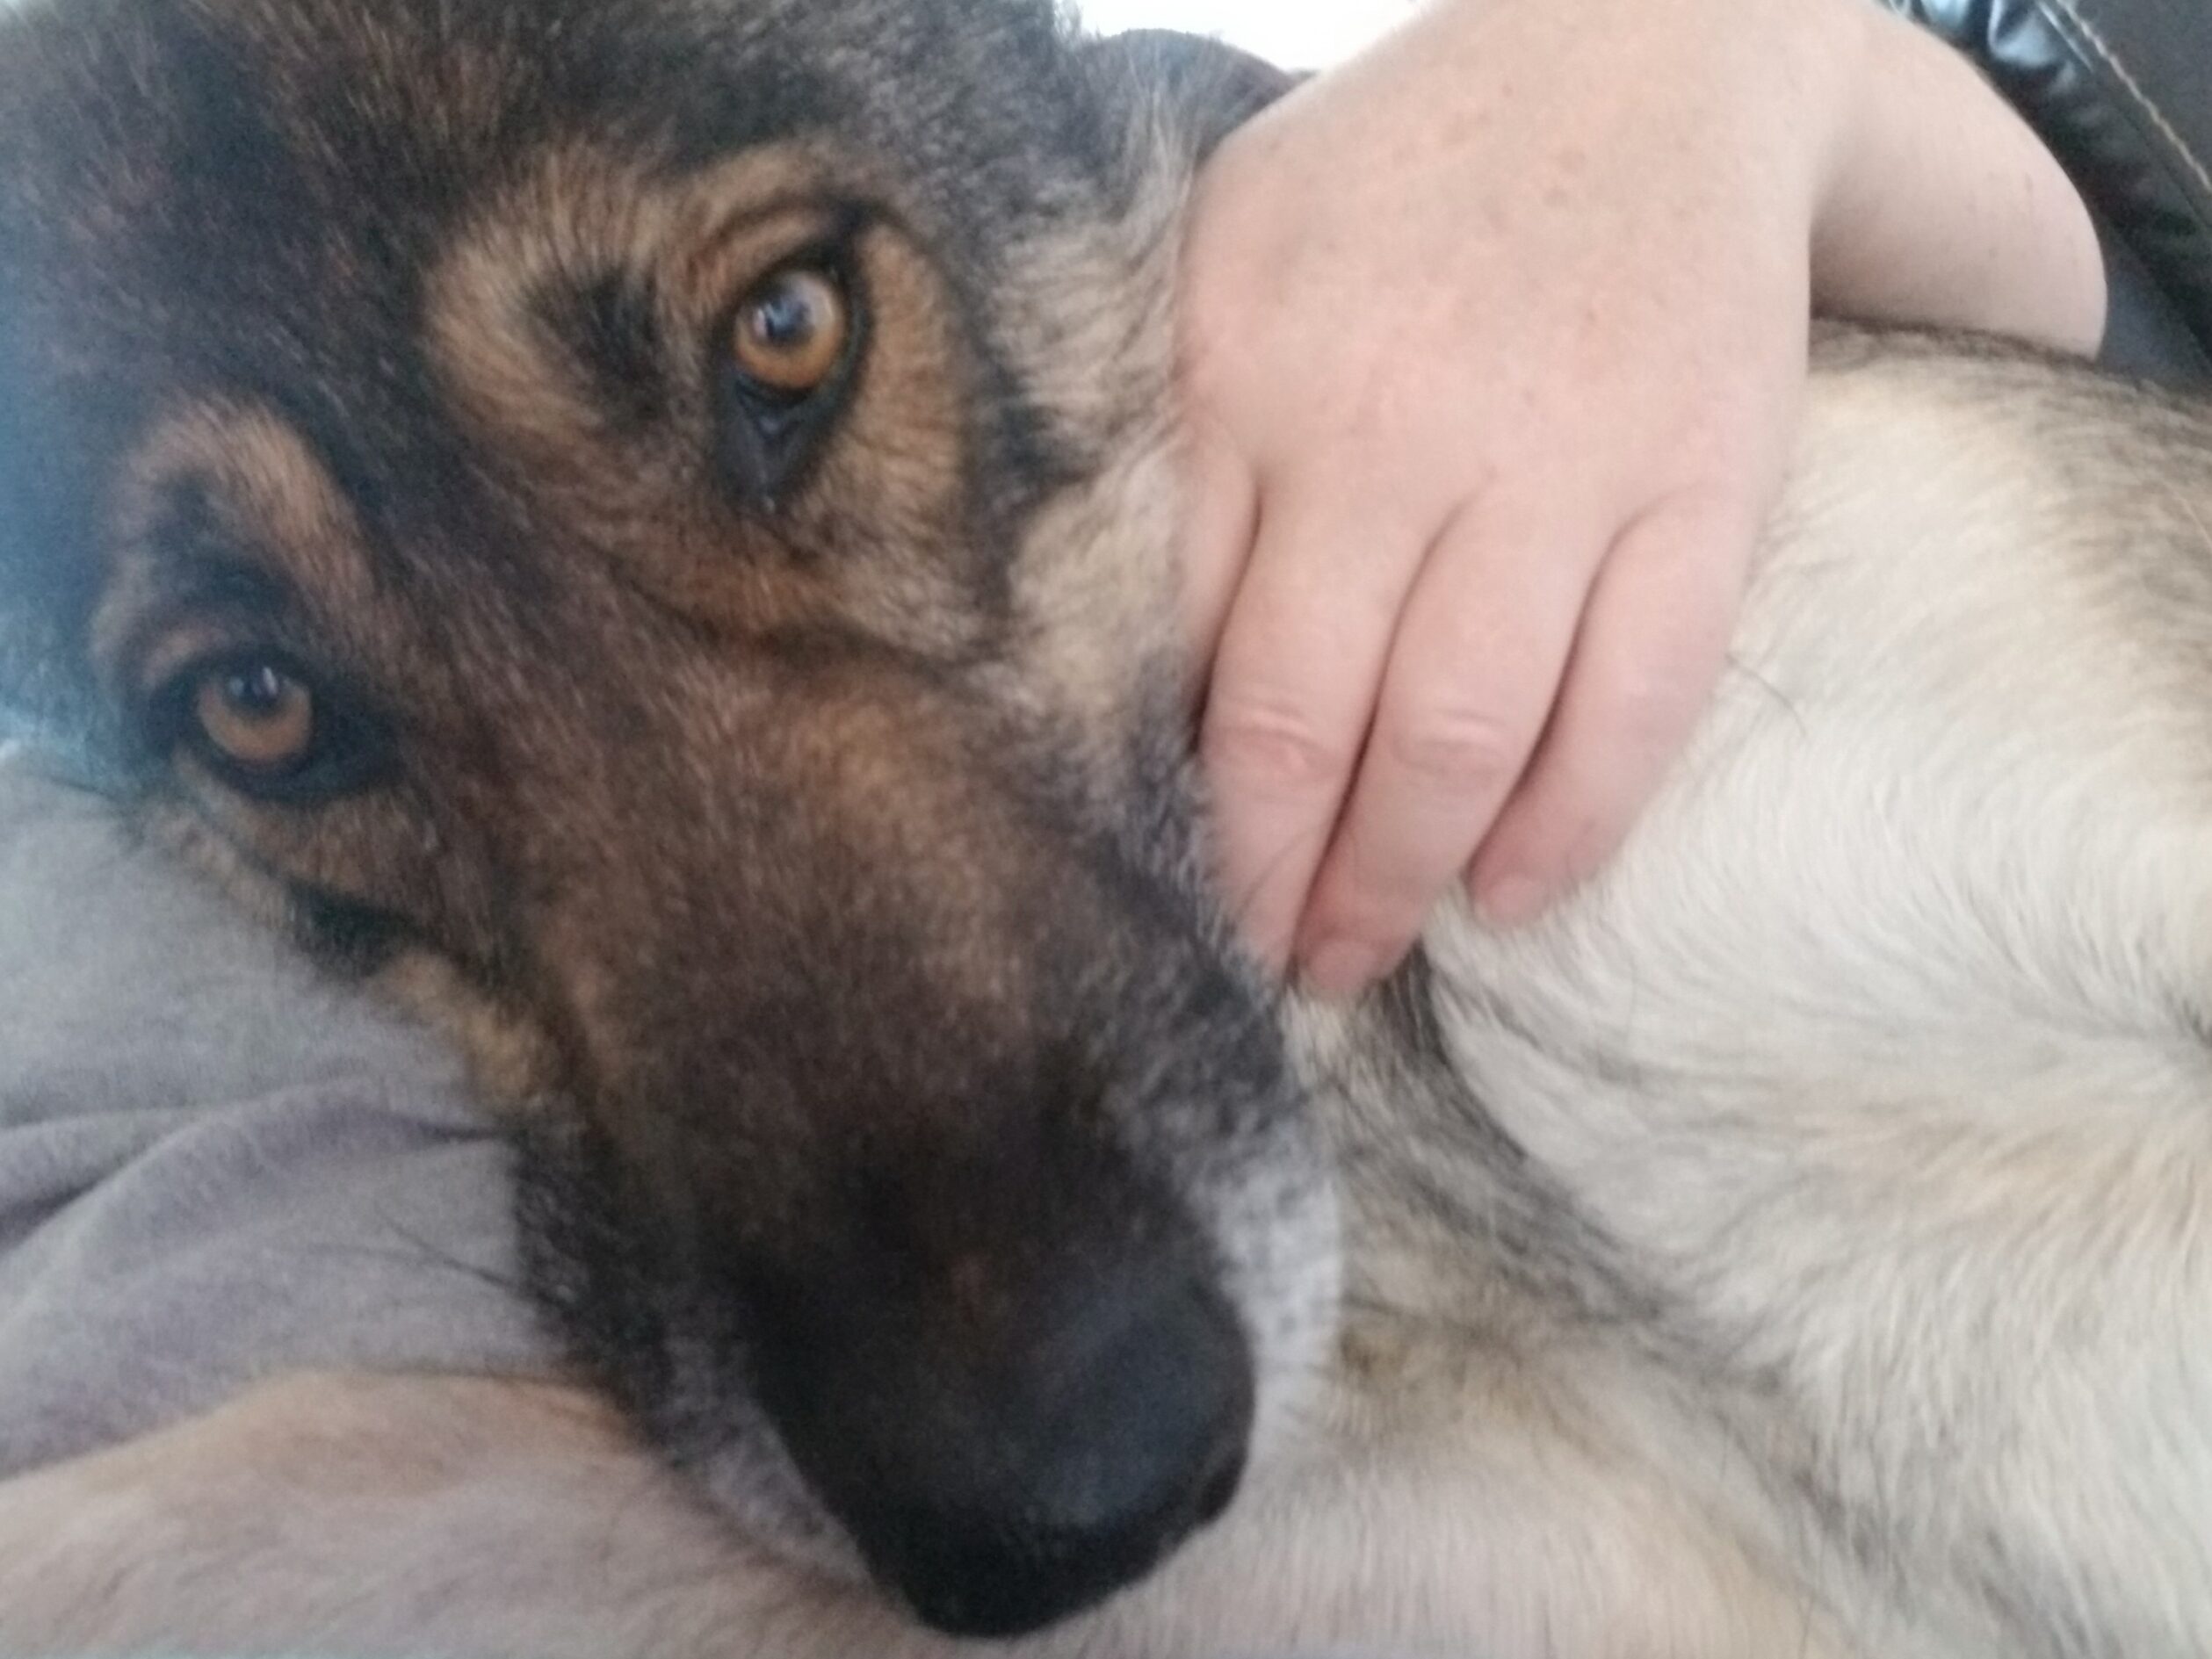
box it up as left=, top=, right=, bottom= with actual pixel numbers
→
left=163, top=652, right=392, bottom=804
left=731, top=264, right=850, bottom=397
left=714, top=255, right=862, bottom=510
left=196, top=660, right=316, bottom=774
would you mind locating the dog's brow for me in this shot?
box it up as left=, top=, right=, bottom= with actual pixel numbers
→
left=537, top=272, right=669, bottom=434
left=144, top=548, right=289, bottom=617
left=424, top=143, right=861, bottom=422
left=89, top=543, right=294, bottom=703
left=134, top=480, right=291, bottom=609
left=86, top=401, right=386, bottom=692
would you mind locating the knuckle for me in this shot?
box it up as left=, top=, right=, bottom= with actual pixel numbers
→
left=1383, top=706, right=1529, bottom=796
left=1204, top=698, right=1354, bottom=796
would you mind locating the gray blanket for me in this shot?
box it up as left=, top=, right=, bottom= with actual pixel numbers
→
left=0, top=752, right=553, bottom=1478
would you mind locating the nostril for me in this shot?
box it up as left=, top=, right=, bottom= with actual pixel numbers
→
left=886, top=1352, right=1250, bottom=1637
left=1024, top=1267, right=1251, bottom=1535
left=770, top=1257, right=1257, bottom=1641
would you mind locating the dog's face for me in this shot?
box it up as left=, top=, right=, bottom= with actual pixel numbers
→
left=0, top=0, right=1334, bottom=1636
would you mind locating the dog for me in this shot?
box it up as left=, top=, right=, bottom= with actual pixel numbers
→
left=3, top=0, right=2212, bottom=1654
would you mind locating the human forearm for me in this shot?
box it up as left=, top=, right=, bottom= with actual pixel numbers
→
left=1811, top=0, right=2107, bottom=353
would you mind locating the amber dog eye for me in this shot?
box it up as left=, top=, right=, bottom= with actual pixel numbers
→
left=160, top=651, right=392, bottom=804
left=715, top=254, right=864, bottom=509
left=195, top=660, right=316, bottom=774
left=731, top=263, right=851, bottom=396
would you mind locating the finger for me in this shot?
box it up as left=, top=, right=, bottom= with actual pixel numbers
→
left=1174, top=415, right=1262, bottom=704
left=1469, top=488, right=1753, bottom=924
left=1200, top=484, right=1430, bottom=973
left=1292, top=497, right=1601, bottom=997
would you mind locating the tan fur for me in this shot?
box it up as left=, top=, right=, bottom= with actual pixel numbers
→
left=96, top=404, right=380, bottom=698
left=10, top=336, right=2212, bottom=1659
left=428, top=144, right=984, bottom=654
left=4, top=4, right=2212, bottom=1655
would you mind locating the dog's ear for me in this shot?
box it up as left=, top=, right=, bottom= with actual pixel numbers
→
left=1079, top=27, right=1301, bottom=165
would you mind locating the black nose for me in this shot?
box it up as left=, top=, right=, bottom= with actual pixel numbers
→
left=878, top=1266, right=1252, bottom=1637
left=750, top=1247, right=1255, bottom=1639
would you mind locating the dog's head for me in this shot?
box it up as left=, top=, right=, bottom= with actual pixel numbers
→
left=0, top=0, right=1332, bottom=1636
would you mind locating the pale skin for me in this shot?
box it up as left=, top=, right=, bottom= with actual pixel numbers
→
left=1180, top=0, right=2108, bottom=998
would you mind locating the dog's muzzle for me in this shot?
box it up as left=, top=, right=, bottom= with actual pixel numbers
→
left=732, top=1130, right=1257, bottom=1637
left=748, top=1222, right=1253, bottom=1634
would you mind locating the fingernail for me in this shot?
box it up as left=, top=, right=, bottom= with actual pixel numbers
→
left=1474, top=872, right=1550, bottom=928
left=1302, top=938, right=1384, bottom=1002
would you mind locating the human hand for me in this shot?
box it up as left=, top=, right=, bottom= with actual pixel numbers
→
left=1176, top=0, right=2102, bottom=999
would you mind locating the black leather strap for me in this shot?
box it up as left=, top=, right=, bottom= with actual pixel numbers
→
left=1885, top=0, right=2212, bottom=384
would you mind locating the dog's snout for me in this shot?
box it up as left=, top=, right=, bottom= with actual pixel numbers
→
left=871, top=1264, right=1254, bottom=1637
left=746, top=1213, right=1255, bottom=1639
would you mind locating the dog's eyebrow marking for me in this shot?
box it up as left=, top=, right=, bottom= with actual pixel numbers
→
left=137, top=479, right=293, bottom=611
left=101, top=552, right=292, bottom=698
left=535, top=272, right=669, bottom=434
left=93, top=401, right=379, bottom=690
left=415, top=141, right=1000, bottom=655
left=94, top=539, right=294, bottom=706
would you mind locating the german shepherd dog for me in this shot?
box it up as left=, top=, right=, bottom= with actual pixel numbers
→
left=3, top=0, right=2212, bottom=1654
